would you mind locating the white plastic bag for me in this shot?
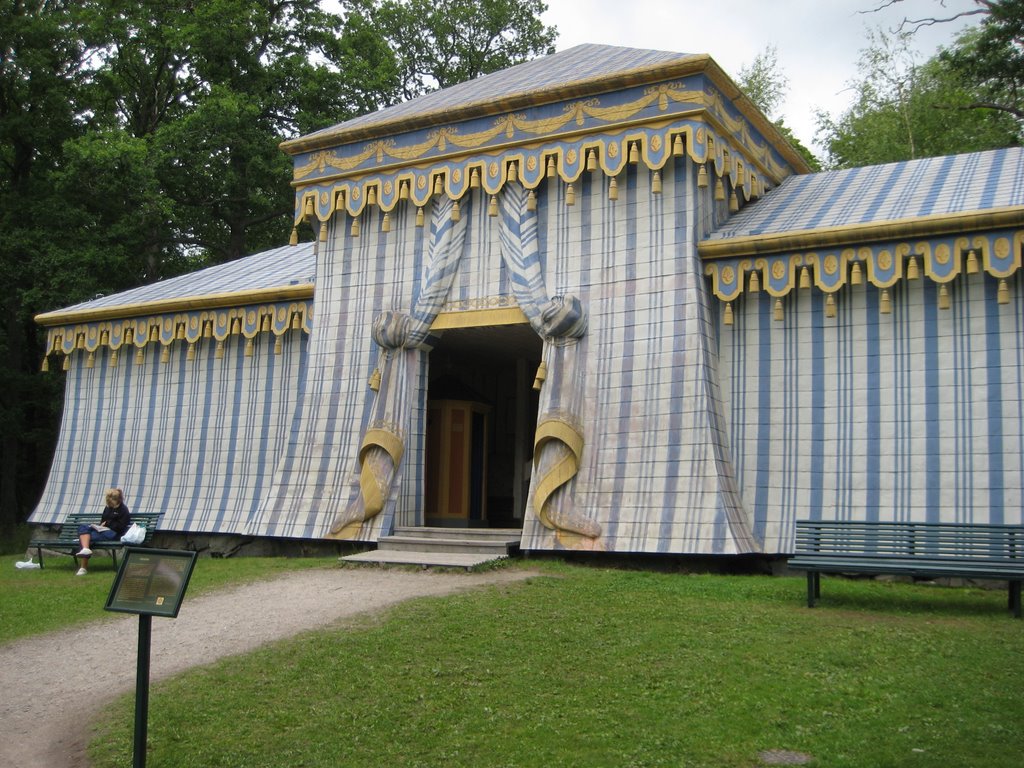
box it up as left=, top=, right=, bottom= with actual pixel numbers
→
left=121, top=523, right=146, bottom=545
left=15, top=557, right=40, bottom=570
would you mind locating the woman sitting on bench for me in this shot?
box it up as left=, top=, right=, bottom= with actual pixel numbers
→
left=75, top=488, right=131, bottom=576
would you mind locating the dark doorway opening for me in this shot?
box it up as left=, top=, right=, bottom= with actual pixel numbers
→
left=425, top=323, right=542, bottom=528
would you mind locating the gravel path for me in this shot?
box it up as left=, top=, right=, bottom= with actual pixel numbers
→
left=0, top=566, right=537, bottom=768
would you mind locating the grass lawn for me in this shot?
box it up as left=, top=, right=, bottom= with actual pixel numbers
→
left=0, top=553, right=337, bottom=644
left=78, top=563, right=1024, bottom=768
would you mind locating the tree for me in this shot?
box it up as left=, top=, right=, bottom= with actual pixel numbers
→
left=0, top=0, right=94, bottom=543
left=736, top=45, right=822, bottom=171
left=342, top=0, right=557, bottom=100
left=815, top=28, right=1019, bottom=168
left=869, top=0, right=1024, bottom=122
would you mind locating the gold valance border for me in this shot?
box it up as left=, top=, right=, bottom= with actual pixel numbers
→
left=282, top=55, right=808, bottom=178
left=704, top=228, right=1022, bottom=322
left=290, top=118, right=770, bottom=238
left=39, top=299, right=313, bottom=371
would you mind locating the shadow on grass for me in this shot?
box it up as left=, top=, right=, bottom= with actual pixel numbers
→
left=805, top=578, right=1015, bottom=621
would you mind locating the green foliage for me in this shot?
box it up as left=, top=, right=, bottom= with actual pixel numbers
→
left=85, top=566, right=1024, bottom=768
left=818, top=26, right=1020, bottom=168
left=940, top=0, right=1024, bottom=121
left=735, top=45, right=821, bottom=171
left=344, top=0, right=557, bottom=98
left=0, top=554, right=338, bottom=643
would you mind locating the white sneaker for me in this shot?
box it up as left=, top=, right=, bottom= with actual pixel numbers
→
left=75, top=568, right=88, bottom=576
left=76, top=547, right=92, bottom=557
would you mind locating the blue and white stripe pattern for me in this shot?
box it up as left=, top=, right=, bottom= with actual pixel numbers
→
left=52, top=244, right=316, bottom=314
left=707, top=148, right=1023, bottom=240
left=328, top=196, right=473, bottom=536
left=718, top=270, right=1024, bottom=552
left=251, top=159, right=759, bottom=553
left=31, top=330, right=308, bottom=532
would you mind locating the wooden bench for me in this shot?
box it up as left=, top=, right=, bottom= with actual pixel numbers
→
left=789, top=520, right=1024, bottom=618
left=29, top=511, right=162, bottom=569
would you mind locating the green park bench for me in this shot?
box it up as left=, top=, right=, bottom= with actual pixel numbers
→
left=789, top=519, right=1024, bottom=618
left=28, top=511, right=162, bottom=569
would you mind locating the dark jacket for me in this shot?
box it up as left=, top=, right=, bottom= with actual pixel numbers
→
left=101, top=503, right=132, bottom=537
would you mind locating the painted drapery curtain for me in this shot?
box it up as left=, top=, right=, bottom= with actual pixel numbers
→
left=498, top=183, right=602, bottom=549
left=329, top=196, right=471, bottom=537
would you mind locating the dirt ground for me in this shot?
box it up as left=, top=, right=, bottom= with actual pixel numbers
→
left=0, top=566, right=536, bottom=768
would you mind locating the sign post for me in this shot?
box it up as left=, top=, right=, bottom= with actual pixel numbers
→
left=105, top=548, right=198, bottom=768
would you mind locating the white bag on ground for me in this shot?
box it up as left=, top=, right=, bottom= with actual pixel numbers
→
left=15, top=558, right=40, bottom=570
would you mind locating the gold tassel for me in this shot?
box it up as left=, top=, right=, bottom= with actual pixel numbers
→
left=880, top=289, right=891, bottom=314
left=135, top=348, right=144, bottom=366
left=274, top=336, right=282, bottom=355
left=800, top=267, right=811, bottom=289
left=508, top=161, right=518, bottom=183
left=729, top=190, right=739, bottom=213
left=450, top=201, right=460, bottom=222
left=697, top=164, right=708, bottom=188
left=825, top=294, right=836, bottom=318
left=289, top=227, right=298, bottom=246
left=187, top=343, right=196, bottom=361
left=110, top=350, right=118, bottom=368
left=749, top=270, right=760, bottom=293
left=546, top=156, right=557, bottom=178
left=586, top=150, right=597, bottom=172
left=160, top=346, right=170, bottom=364
left=714, top=178, right=725, bottom=201
left=175, top=323, right=185, bottom=341
left=907, top=256, right=920, bottom=280
left=773, top=299, right=784, bottom=322
left=966, top=249, right=979, bottom=274
left=86, top=352, right=95, bottom=369
left=532, top=360, right=548, bottom=391
left=291, top=312, right=302, bottom=330
left=488, top=196, right=498, bottom=216
left=938, top=284, right=951, bottom=310
left=381, top=212, right=391, bottom=232
left=303, top=197, right=314, bottom=218
left=565, top=183, right=575, bottom=206
left=628, top=141, right=639, bottom=164
left=41, top=356, right=49, bottom=372
left=469, top=168, right=480, bottom=189
left=245, top=338, right=254, bottom=357
left=433, top=175, right=443, bottom=195
left=366, top=186, right=377, bottom=206
left=399, top=180, right=409, bottom=200
left=724, top=302, right=733, bottom=326
left=63, top=354, right=71, bottom=371
left=215, top=341, right=225, bottom=359
left=527, top=190, right=537, bottom=212
left=851, top=261, right=863, bottom=285
left=609, top=178, right=618, bottom=201
left=368, top=367, right=381, bottom=391
left=319, top=222, right=328, bottom=242
left=350, top=217, right=360, bottom=237
left=651, top=171, right=662, bottom=194
left=998, top=280, right=1009, bottom=305
left=415, top=207, right=424, bottom=227
left=203, top=321, right=213, bottom=339
left=672, top=134, right=684, bottom=156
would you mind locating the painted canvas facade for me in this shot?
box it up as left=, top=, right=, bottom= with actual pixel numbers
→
left=31, top=45, right=1024, bottom=556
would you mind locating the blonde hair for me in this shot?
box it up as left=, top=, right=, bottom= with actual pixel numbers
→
left=105, top=488, right=123, bottom=507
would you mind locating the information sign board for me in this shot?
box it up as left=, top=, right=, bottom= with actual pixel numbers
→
left=105, top=548, right=198, bottom=618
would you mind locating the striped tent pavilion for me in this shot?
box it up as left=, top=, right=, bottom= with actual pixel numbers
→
left=32, top=45, right=1024, bottom=555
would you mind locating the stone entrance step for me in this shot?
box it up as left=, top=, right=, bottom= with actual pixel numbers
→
left=340, top=526, right=522, bottom=570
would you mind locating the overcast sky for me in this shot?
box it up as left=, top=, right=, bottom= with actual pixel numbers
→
left=540, top=0, right=981, bottom=157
